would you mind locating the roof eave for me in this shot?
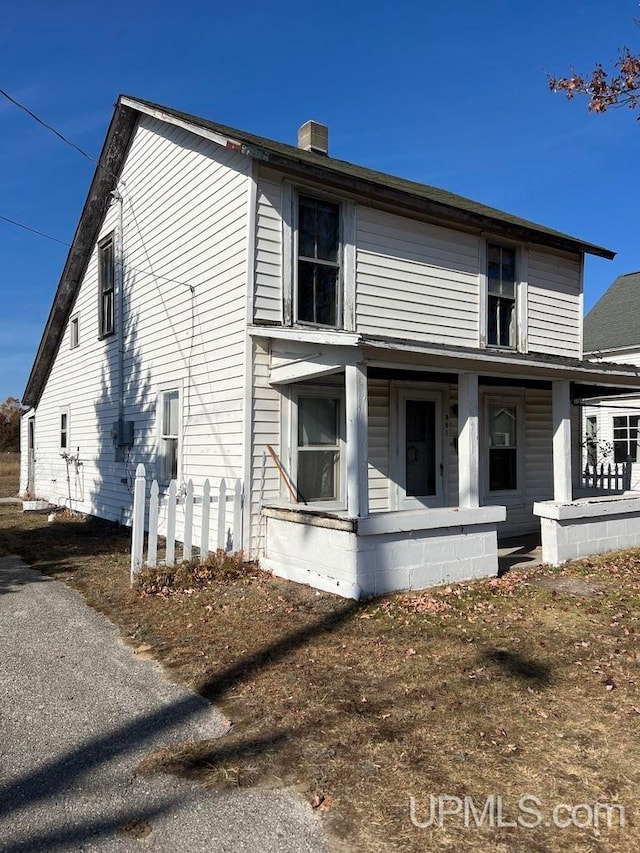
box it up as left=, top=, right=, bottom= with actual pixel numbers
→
left=22, top=101, right=139, bottom=408
left=241, top=149, right=615, bottom=260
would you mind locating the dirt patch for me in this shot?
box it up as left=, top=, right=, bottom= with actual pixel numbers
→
left=531, top=575, right=608, bottom=596
left=1, top=504, right=639, bottom=852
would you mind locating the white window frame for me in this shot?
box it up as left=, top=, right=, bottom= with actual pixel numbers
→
left=69, top=314, right=79, bottom=349
left=612, top=413, right=640, bottom=464
left=156, top=384, right=182, bottom=486
left=390, top=384, right=444, bottom=510
left=585, top=414, right=598, bottom=467
left=98, top=233, right=115, bottom=339
left=289, top=387, right=346, bottom=509
left=59, top=406, right=70, bottom=454
left=479, top=238, right=528, bottom=352
left=282, top=183, right=356, bottom=331
left=481, top=392, right=525, bottom=500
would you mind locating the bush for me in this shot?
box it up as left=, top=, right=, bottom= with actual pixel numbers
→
left=134, top=549, right=252, bottom=594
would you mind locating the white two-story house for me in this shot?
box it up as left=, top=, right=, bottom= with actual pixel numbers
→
left=21, top=96, right=640, bottom=597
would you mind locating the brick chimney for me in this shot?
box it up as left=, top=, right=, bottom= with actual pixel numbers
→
left=298, top=120, right=329, bottom=155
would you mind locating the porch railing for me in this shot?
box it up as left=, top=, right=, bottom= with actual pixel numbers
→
left=130, top=463, right=243, bottom=582
left=582, top=460, right=631, bottom=492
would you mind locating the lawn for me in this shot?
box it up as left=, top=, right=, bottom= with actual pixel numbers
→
left=0, top=452, right=19, bottom=497
left=0, top=501, right=638, bottom=852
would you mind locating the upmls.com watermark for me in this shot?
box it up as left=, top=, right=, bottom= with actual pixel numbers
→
left=409, top=794, right=625, bottom=830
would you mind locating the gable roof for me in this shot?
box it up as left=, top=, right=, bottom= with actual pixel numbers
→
left=127, top=96, right=614, bottom=258
left=584, top=271, right=640, bottom=354
left=23, top=94, right=615, bottom=408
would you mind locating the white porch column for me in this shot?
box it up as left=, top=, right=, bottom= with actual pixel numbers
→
left=552, top=379, right=573, bottom=503
left=458, top=372, right=480, bottom=508
left=345, top=362, right=369, bottom=518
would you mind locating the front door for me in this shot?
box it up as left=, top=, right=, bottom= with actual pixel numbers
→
left=395, top=389, right=443, bottom=509
left=27, top=416, right=35, bottom=495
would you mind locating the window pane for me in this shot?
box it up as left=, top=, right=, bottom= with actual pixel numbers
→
left=499, top=297, right=514, bottom=346
left=298, top=200, right=316, bottom=259
left=488, top=295, right=515, bottom=347
left=405, top=400, right=436, bottom=496
left=315, top=266, right=337, bottom=326
left=101, top=242, right=114, bottom=289
left=297, top=262, right=337, bottom=326
left=298, top=450, right=338, bottom=501
left=298, top=397, right=338, bottom=446
left=297, top=261, right=315, bottom=323
left=60, top=413, right=68, bottom=449
left=489, top=405, right=516, bottom=447
left=316, top=202, right=339, bottom=262
left=164, top=437, right=178, bottom=481
left=488, top=244, right=515, bottom=298
left=163, top=391, right=179, bottom=436
left=489, top=448, right=517, bottom=490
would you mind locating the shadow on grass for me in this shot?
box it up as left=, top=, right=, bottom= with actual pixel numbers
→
left=0, top=510, right=131, bottom=584
left=0, top=552, right=362, bottom=850
left=482, top=647, right=551, bottom=686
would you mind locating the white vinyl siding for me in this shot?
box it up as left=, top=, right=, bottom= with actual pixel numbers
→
left=355, top=207, right=480, bottom=346
left=249, top=339, right=282, bottom=556
left=367, top=379, right=390, bottom=512
left=27, top=115, right=250, bottom=524
left=527, top=249, right=581, bottom=359
left=254, top=168, right=284, bottom=324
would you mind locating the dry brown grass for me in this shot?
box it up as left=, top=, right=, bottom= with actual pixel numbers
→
left=1, top=503, right=638, bottom=852
left=0, top=452, right=19, bottom=497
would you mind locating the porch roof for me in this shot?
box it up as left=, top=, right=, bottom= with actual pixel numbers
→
left=250, top=326, right=640, bottom=395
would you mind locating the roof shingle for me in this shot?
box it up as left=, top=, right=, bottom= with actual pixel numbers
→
left=584, top=272, right=640, bottom=354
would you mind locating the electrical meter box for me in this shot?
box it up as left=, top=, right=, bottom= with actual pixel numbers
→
left=111, top=419, right=134, bottom=447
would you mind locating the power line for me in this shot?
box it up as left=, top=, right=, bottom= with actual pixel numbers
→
left=0, top=88, right=98, bottom=165
left=0, top=214, right=70, bottom=247
left=0, top=212, right=196, bottom=289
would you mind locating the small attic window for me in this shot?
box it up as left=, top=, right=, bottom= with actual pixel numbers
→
left=70, top=314, right=79, bottom=349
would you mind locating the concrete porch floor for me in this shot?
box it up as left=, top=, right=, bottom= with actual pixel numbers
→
left=497, top=533, right=543, bottom=576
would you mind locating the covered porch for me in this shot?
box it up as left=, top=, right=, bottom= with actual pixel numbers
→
left=253, top=329, right=640, bottom=598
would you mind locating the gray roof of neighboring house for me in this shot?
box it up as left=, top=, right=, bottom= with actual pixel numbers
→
left=583, top=271, right=640, bottom=354
left=22, top=95, right=616, bottom=408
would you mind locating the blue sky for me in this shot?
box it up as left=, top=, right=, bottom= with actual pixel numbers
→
left=1, top=0, right=639, bottom=403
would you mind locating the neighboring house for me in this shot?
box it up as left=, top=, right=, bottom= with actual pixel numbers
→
left=20, top=96, right=640, bottom=597
left=582, top=272, right=640, bottom=488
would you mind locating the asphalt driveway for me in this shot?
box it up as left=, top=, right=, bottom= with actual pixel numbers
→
left=0, top=555, right=328, bottom=852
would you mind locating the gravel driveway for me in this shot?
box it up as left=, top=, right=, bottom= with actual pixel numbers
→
left=0, top=555, right=327, bottom=852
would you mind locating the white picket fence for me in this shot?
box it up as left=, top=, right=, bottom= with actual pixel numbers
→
left=130, top=463, right=243, bottom=582
left=582, top=461, right=631, bottom=492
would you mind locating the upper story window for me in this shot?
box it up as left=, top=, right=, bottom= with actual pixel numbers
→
left=297, top=196, right=340, bottom=327
left=98, top=234, right=115, bottom=338
left=487, top=243, right=516, bottom=348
